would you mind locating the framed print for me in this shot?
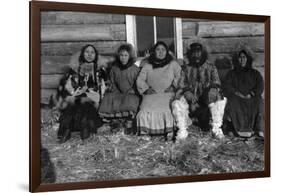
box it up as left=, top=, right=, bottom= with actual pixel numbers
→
left=30, top=0, right=270, bottom=192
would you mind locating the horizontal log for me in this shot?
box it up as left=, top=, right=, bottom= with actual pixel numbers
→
left=41, top=24, right=126, bottom=42
left=41, top=56, right=71, bottom=74
left=182, top=21, right=264, bottom=38
left=182, top=22, right=197, bottom=37
left=197, top=21, right=264, bottom=37
left=252, top=53, right=265, bottom=67
left=41, top=11, right=125, bottom=25
left=41, top=41, right=125, bottom=56
left=41, top=74, right=64, bottom=89
left=41, top=89, right=57, bottom=104
left=183, top=36, right=264, bottom=54
left=41, top=55, right=115, bottom=74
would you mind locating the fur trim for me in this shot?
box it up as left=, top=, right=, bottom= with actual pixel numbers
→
left=208, top=97, right=227, bottom=139
left=69, top=52, right=113, bottom=73
left=232, top=43, right=256, bottom=69
left=172, top=96, right=192, bottom=140
left=234, top=43, right=255, bottom=59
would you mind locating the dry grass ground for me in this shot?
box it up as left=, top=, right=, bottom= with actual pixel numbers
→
left=40, top=108, right=264, bottom=184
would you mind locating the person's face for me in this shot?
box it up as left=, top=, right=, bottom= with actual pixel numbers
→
left=191, top=49, right=202, bottom=63
left=83, top=46, right=96, bottom=63
left=238, top=52, right=248, bottom=67
left=119, top=50, right=130, bottom=65
left=155, top=45, right=167, bottom=60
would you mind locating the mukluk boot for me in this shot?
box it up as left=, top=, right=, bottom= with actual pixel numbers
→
left=172, top=96, right=192, bottom=141
left=208, top=97, right=227, bottom=139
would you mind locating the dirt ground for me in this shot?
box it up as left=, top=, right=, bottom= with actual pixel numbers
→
left=40, top=108, right=264, bottom=184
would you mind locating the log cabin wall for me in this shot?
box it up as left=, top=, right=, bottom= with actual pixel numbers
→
left=181, top=18, right=265, bottom=83
left=40, top=12, right=265, bottom=104
left=40, top=11, right=126, bottom=104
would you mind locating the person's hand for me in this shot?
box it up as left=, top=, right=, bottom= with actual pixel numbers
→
left=244, top=94, right=251, bottom=99
left=184, top=91, right=197, bottom=103
left=144, top=49, right=150, bottom=57
left=74, top=87, right=86, bottom=96
left=235, top=91, right=251, bottom=99
left=64, top=75, right=75, bottom=95
left=234, top=91, right=244, bottom=98
left=144, top=87, right=156, bottom=95
left=73, top=89, right=82, bottom=96
left=190, top=103, right=199, bottom=112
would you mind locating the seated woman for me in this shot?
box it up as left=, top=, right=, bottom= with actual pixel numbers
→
left=57, top=44, right=107, bottom=143
left=136, top=41, right=181, bottom=140
left=223, top=46, right=264, bottom=138
left=98, top=44, right=140, bottom=134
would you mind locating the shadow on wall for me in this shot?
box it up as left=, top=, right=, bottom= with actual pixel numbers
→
left=214, top=56, right=233, bottom=83
left=41, top=146, right=56, bottom=184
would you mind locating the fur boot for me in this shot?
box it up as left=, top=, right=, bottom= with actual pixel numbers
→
left=208, top=97, right=227, bottom=139
left=172, top=96, right=192, bottom=141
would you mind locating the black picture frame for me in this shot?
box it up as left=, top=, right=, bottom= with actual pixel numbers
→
left=30, top=1, right=270, bottom=192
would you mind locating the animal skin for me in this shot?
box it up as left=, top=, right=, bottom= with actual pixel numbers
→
left=172, top=96, right=192, bottom=141
left=208, top=97, right=227, bottom=139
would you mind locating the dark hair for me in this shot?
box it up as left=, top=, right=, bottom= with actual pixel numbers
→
left=190, top=42, right=203, bottom=51
left=186, top=42, right=208, bottom=66
left=148, top=41, right=173, bottom=68
left=78, top=44, right=99, bottom=86
left=239, top=50, right=253, bottom=68
left=79, top=44, right=99, bottom=64
left=116, top=43, right=136, bottom=66
left=233, top=50, right=253, bottom=69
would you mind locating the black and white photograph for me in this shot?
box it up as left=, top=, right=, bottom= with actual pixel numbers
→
left=31, top=2, right=269, bottom=190
left=5, top=0, right=281, bottom=192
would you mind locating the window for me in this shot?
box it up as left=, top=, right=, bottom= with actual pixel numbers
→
left=126, top=15, right=183, bottom=59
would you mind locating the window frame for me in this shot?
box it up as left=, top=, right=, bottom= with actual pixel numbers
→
left=125, top=15, right=183, bottom=60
